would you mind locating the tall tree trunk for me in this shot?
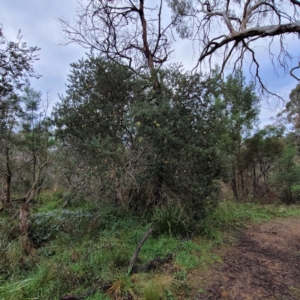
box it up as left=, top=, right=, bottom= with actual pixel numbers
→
left=19, top=202, right=31, bottom=254
left=240, top=170, right=245, bottom=198
left=252, top=161, right=258, bottom=196
left=4, top=146, right=12, bottom=204
left=138, top=0, right=161, bottom=96
left=231, top=163, right=238, bottom=201
left=138, top=0, right=165, bottom=205
left=4, top=174, right=12, bottom=204
left=2, top=146, right=14, bottom=214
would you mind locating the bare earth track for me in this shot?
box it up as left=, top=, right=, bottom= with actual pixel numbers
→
left=190, top=218, right=300, bottom=300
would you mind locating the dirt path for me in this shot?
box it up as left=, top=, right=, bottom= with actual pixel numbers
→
left=190, top=217, right=300, bottom=300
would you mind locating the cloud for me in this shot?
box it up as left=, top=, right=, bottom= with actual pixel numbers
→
left=1, top=0, right=85, bottom=105
left=1, top=0, right=297, bottom=127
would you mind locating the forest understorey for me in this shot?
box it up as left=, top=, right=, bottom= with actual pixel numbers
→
left=189, top=217, right=300, bottom=300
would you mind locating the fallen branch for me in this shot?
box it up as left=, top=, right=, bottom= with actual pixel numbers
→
left=61, top=227, right=160, bottom=300
left=131, top=253, right=175, bottom=274
left=60, top=253, right=175, bottom=300
left=128, top=227, right=153, bottom=275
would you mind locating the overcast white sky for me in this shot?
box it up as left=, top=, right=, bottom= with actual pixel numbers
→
left=1, top=0, right=299, bottom=127
left=1, top=0, right=86, bottom=103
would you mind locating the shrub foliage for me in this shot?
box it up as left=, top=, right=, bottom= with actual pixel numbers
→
left=54, top=56, right=223, bottom=221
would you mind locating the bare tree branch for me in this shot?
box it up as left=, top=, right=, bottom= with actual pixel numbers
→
left=199, top=22, right=300, bottom=63
left=290, top=63, right=300, bottom=81
left=170, top=0, right=300, bottom=97
left=59, top=0, right=178, bottom=80
left=290, top=0, right=300, bottom=8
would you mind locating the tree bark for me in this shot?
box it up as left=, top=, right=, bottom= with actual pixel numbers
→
left=2, top=146, right=14, bottom=214
left=4, top=145, right=12, bottom=204
left=231, top=163, right=238, bottom=201
left=19, top=202, right=31, bottom=253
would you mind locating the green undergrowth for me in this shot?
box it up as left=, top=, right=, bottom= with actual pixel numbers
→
left=1, top=193, right=300, bottom=300
left=205, top=201, right=300, bottom=237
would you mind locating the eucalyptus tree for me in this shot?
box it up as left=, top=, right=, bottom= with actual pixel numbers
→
left=243, top=126, right=284, bottom=198
left=169, top=0, right=300, bottom=95
left=0, top=94, right=23, bottom=208
left=286, top=83, right=300, bottom=125
left=59, top=0, right=180, bottom=94
left=275, top=143, right=300, bottom=203
left=277, top=83, right=300, bottom=150
left=0, top=25, right=40, bottom=100
left=0, top=26, right=40, bottom=208
left=19, top=87, right=53, bottom=201
left=219, top=70, right=260, bottom=200
left=0, top=88, right=51, bottom=209
left=59, top=1, right=183, bottom=204
left=61, top=1, right=300, bottom=98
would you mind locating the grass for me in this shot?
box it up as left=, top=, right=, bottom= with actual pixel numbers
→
left=210, top=201, right=300, bottom=227
left=1, top=192, right=300, bottom=300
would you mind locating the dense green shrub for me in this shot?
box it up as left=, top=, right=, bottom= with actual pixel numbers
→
left=54, top=57, right=224, bottom=224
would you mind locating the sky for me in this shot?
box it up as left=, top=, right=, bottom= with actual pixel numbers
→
left=1, top=0, right=299, bottom=128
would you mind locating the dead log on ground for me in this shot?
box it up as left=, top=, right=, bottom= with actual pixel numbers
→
left=61, top=228, right=176, bottom=300
left=131, top=253, right=175, bottom=274
left=128, top=227, right=153, bottom=275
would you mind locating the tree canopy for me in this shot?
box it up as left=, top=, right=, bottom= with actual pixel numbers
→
left=60, top=0, right=300, bottom=98
left=0, top=25, right=40, bottom=100
left=54, top=55, right=224, bottom=219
